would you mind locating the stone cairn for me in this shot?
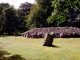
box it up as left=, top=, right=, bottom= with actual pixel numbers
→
left=22, top=27, right=80, bottom=38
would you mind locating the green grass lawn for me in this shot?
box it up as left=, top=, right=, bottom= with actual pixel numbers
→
left=0, top=36, right=80, bottom=60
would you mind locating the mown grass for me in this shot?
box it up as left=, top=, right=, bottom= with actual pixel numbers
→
left=0, top=36, right=80, bottom=60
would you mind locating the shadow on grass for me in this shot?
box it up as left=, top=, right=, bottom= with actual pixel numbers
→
left=43, top=44, right=59, bottom=48
left=0, top=50, right=10, bottom=57
left=8, top=54, right=26, bottom=60
left=0, top=50, right=26, bottom=60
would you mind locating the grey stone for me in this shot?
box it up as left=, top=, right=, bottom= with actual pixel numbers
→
left=43, top=33, right=54, bottom=46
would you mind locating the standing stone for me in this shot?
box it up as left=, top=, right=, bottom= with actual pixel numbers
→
left=43, top=33, right=54, bottom=46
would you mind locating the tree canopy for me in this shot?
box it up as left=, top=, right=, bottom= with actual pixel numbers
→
left=27, top=0, right=80, bottom=28
left=0, top=0, right=80, bottom=35
left=47, top=0, right=80, bottom=27
left=27, top=0, right=52, bottom=28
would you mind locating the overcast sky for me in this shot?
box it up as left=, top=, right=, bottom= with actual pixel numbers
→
left=0, top=0, right=35, bottom=8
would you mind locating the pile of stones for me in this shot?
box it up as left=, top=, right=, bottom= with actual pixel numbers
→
left=22, top=27, right=80, bottom=38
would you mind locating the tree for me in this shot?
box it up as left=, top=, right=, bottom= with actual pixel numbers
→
left=17, top=2, right=32, bottom=31
left=27, top=4, right=41, bottom=29
left=4, top=7, right=18, bottom=35
left=19, top=2, right=32, bottom=16
left=0, top=2, right=33, bottom=35
left=27, top=0, right=53, bottom=29
left=47, top=0, right=69, bottom=26
left=0, top=3, right=10, bottom=35
left=67, top=0, right=80, bottom=27
left=47, top=0, right=80, bottom=27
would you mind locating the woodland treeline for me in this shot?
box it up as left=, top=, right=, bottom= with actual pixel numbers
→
left=0, top=0, right=80, bottom=35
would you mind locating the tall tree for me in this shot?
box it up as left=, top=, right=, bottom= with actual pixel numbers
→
left=4, top=7, right=18, bottom=35
left=0, top=3, right=10, bottom=35
left=17, top=2, right=32, bottom=31
left=67, top=0, right=80, bottom=27
left=27, top=0, right=52, bottom=29
left=18, top=2, right=32, bottom=16
left=0, top=2, right=33, bottom=35
left=47, top=0, right=80, bottom=27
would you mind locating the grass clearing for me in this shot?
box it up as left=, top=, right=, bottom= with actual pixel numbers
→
left=0, top=36, right=80, bottom=60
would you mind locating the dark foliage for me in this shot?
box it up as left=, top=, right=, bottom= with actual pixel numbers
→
left=47, top=0, right=80, bottom=27
left=19, top=2, right=32, bottom=16
left=0, top=2, right=32, bottom=35
left=16, top=2, right=32, bottom=33
left=27, top=0, right=53, bottom=28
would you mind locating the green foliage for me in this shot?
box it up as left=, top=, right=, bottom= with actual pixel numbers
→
left=47, top=0, right=80, bottom=27
left=0, top=3, right=11, bottom=35
left=27, top=0, right=52, bottom=29
left=5, top=7, right=18, bottom=35
left=0, top=3, right=18, bottom=35
left=19, top=2, right=32, bottom=16
left=0, top=2, right=33, bottom=35
left=18, top=2, right=32, bottom=30
left=47, top=0, right=68, bottom=26
left=27, top=4, right=43, bottom=28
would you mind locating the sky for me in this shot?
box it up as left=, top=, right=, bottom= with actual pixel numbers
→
left=0, top=0, right=35, bottom=8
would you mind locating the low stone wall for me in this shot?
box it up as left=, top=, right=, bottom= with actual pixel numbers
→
left=22, top=27, right=80, bottom=38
